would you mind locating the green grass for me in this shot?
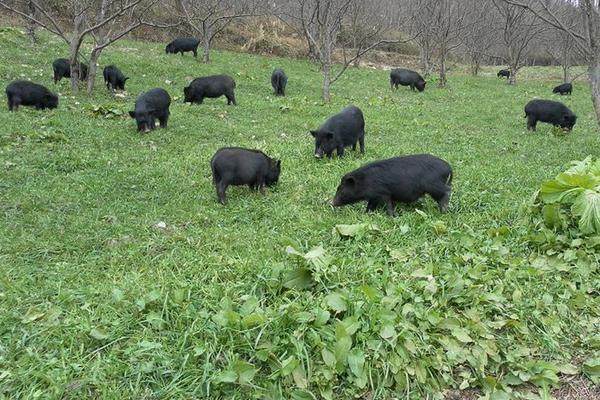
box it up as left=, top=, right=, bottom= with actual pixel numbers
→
left=0, top=27, right=599, bottom=399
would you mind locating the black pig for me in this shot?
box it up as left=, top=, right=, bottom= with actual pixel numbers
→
left=128, top=88, right=171, bottom=133
left=390, top=68, right=426, bottom=92
left=52, top=58, right=88, bottom=83
left=310, top=105, right=365, bottom=159
left=184, top=75, right=236, bottom=105
left=6, top=80, right=58, bottom=111
left=103, top=65, right=129, bottom=91
left=331, top=154, right=453, bottom=217
left=524, top=99, right=576, bottom=131
left=497, top=69, right=510, bottom=79
left=211, top=147, right=281, bottom=204
left=271, top=68, right=287, bottom=96
left=165, top=38, right=200, bottom=57
left=552, top=83, right=572, bottom=95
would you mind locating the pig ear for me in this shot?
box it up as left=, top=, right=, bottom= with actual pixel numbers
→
left=128, top=111, right=135, bottom=118
left=124, top=77, right=130, bottom=82
left=310, top=130, right=318, bottom=138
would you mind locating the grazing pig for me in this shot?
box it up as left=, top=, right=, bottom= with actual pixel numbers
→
left=524, top=99, right=576, bottom=131
left=52, top=58, right=88, bottom=83
left=310, top=105, right=365, bottom=159
left=103, top=65, right=129, bottom=91
left=553, top=83, right=572, bottom=95
left=6, top=80, right=58, bottom=111
left=184, top=75, right=237, bottom=105
left=165, top=38, right=200, bottom=57
left=271, top=68, right=288, bottom=96
left=210, top=147, right=281, bottom=205
left=331, top=154, right=453, bottom=217
left=128, top=88, right=171, bottom=133
left=390, top=68, right=426, bottom=92
left=497, top=69, right=510, bottom=79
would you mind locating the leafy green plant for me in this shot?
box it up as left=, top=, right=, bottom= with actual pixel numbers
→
left=535, top=156, right=600, bottom=235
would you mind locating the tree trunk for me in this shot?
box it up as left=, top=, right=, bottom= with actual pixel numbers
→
left=203, top=25, right=211, bottom=63
left=590, top=60, right=600, bottom=131
left=509, top=65, right=517, bottom=85
left=438, top=52, right=447, bottom=87
left=322, top=36, right=332, bottom=102
left=420, top=45, right=431, bottom=78
left=563, top=65, right=569, bottom=83
left=69, top=10, right=85, bottom=94
left=69, top=39, right=82, bottom=94
left=26, top=1, right=36, bottom=44
left=87, top=48, right=102, bottom=94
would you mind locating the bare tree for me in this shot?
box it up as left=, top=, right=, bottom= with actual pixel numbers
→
left=340, top=1, right=387, bottom=67
left=287, top=0, right=402, bottom=101
left=86, top=0, right=165, bottom=93
left=503, top=0, right=600, bottom=129
left=176, top=0, right=264, bottom=63
left=462, top=0, right=498, bottom=76
left=429, top=0, right=469, bottom=87
left=405, top=0, right=436, bottom=78
left=491, top=0, right=546, bottom=84
left=0, top=0, right=163, bottom=94
left=545, top=28, right=580, bottom=83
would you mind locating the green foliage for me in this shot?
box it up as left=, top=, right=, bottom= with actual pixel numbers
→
left=0, top=30, right=599, bottom=399
left=535, top=156, right=600, bottom=234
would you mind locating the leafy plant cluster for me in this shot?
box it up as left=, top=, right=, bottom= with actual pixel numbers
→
left=532, top=156, right=600, bottom=236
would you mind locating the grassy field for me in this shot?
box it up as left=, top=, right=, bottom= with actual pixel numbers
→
left=0, top=27, right=599, bottom=399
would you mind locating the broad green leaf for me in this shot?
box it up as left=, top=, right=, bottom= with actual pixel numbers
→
left=292, top=365, right=308, bottom=388
left=325, top=292, right=347, bottom=312
left=451, top=327, right=473, bottom=343
left=333, top=223, right=379, bottom=238
left=542, top=204, right=562, bottom=228
left=347, top=348, right=365, bottom=377
left=232, top=360, right=257, bottom=384
left=89, top=328, right=109, bottom=341
left=321, top=348, right=336, bottom=367
left=571, top=189, right=600, bottom=234
left=280, top=356, right=299, bottom=376
left=380, top=324, right=395, bottom=339
left=583, top=358, right=600, bottom=383
left=214, top=370, right=237, bottom=384
left=282, top=267, right=313, bottom=290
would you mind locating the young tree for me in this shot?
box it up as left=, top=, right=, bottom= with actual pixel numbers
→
left=429, top=0, right=469, bottom=87
left=462, top=0, right=497, bottom=76
left=503, top=0, right=600, bottom=129
left=405, top=0, right=436, bottom=78
left=176, top=0, right=264, bottom=63
left=287, top=0, right=402, bottom=101
left=491, top=0, right=546, bottom=85
left=0, top=0, right=159, bottom=94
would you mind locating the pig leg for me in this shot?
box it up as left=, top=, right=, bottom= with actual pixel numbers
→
left=431, top=187, right=451, bottom=213
left=384, top=198, right=396, bottom=217
left=7, top=95, right=18, bottom=111
left=216, top=180, right=228, bottom=205
left=159, top=112, right=169, bottom=128
left=526, top=115, right=537, bottom=131
left=358, top=135, right=365, bottom=154
left=226, top=92, right=236, bottom=106
left=366, top=199, right=381, bottom=212
left=337, top=146, right=345, bottom=158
